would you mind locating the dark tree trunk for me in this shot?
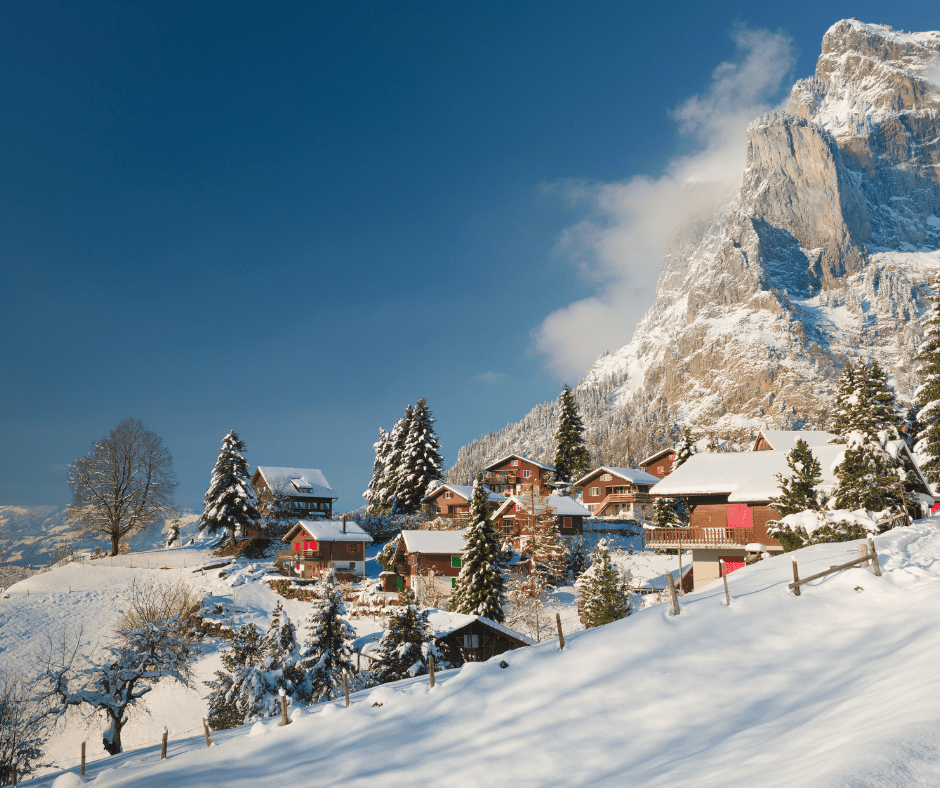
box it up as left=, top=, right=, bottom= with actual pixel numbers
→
left=102, top=712, right=124, bottom=755
left=229, top=526, right=237, bottom=549
left=110, top=533, right=120, bottom=557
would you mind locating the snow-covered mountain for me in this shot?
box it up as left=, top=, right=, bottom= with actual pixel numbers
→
left=0, top=505, right=200, bottom=567
left=450, top=20, right=940, bottom=481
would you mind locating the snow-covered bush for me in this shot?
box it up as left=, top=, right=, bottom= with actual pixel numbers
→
left=372, top=591, right=446, bottom=684
left=575, top=539, right=632, bottom=628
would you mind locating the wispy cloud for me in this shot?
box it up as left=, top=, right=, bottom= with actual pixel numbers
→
left=924, top=57, right=940, bottom=91
left=476, top=371, right=505, bottom=384
left=535, top=25, right=796, bottom=379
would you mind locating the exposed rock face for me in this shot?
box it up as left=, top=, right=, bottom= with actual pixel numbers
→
left=449, top=20, right=940, bottom=481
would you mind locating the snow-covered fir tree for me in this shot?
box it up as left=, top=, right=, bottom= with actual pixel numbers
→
left=376, top=533, right=401, bottom=571
left=771, top=439, right=823, bottom=517
left=564, top=537, right=590, bottom=583
left=831, top=361, right=903, bottom=441
left=205, top=623, right=263, bottom=731
left=575, top=539, right=632, bottom=628
left=450, top=476, right=507, bottom=622
left=653, top=430, right=693, bottom=528
left=199, top=431, right=261, bottom=548
left=372, top=590, right=445, bottom=684
left=915, top=278, right=940, bottom=488
left=831, top=359, right=862, bottom=437
left=363, top=427, right=393, bottom=515
left=296, top=570, right=363, bottom=703
left=674, top=428, right=695, bottom=468
left=392, top=398, right=444, bottom=515
left=164, top=514, right=181, bottom=548
left=553, top=385, right=591, bottom=493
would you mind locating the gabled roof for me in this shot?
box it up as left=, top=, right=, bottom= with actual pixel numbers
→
left=483, top=453, right=555, bottom=473
left=650, top=441, right=930, bottom=502
left=573, top=466, right=662, bottom=488
left=282, top=519, right=372, bottom=543
left=400, top=529, right=468, bottom=554
left=421, top=483, right=506, bottom=505
left=639, top=448, right=675, bottom=467
left=752, top=430, right=837, bottom=452
left=425, top=610, right=535, bottom=646
left=255, top=467, right=337, bottom=499
left=492, top=494, right=592, bottom=519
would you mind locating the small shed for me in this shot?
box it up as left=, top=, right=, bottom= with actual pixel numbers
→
left=426, top=610, right=534, bottom=665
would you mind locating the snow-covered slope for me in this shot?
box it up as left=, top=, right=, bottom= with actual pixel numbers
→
left=0, top=505, right=201, bottom=567
left=450, top=20, right=940, bottom=477
left=19, top=518, right=940, bottom=787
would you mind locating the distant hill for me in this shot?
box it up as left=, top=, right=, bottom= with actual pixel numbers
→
left=0, top=505, right=201, bottom=567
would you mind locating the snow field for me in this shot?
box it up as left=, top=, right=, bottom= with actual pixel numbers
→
left=13, top=519, right=940, bottom=787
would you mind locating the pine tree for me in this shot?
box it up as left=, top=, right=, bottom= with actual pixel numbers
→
left=832, top=434, right=918, bottom=514
left=205, top=624, right=263, bottom=731
left=553, top=385, right=591, bottom=493
left=164, top=514, right=181, bottom=548
left=576, top=539, right=632, bottom=628
left=564, top=537, right=590, bottom=583
left=771, top=439, right=823, bottom=517
left=831, top=359, right=862, bottom=438
left=392, top=398, right=444, bottom=515
left=296, top=570, right=362, bottom=703
left=372, top=590, right=445, bottom=684
left=831, top=360, right=903, bottom=441
left=199, top=431, right=261, bottom=548
left=364, top=428, right=393, bottom=515
left=653, top=429, right=693, bottom=529
left=450, top=476, right=507, bottom=622
left=674, top=428, right=695, bottom=468
left=915, top=278, right=940, bottom=488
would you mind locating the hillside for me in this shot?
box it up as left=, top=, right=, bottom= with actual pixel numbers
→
left=16, top=517, right=940, bottom=787
left=449, top=19, right=940, bottom=482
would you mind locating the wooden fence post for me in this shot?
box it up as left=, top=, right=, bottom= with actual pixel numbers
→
left=343, top=670, right=351, bottom=705
left=791, top=560, right=801, bottom=596
left=279, top=688, right=290, bottom=725
left=858, top=543, right=869, bottom=566
left=202, top=717, right=212, bottom=747
left=81, top=741, right=86, bottom=776
left=555, top=613, right=565, bottom=649
left=667, top=574, right=680, bottom=615
left=868, top=538, right=882, bottom=577
left=161, top=727, right=168, bottom=760
left=428, top=655, right=436, bottom=688
left=720, top=559, right=731, bottom=606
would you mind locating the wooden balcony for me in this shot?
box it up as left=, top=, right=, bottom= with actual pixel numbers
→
left=644, top=526, right=781, bottom=550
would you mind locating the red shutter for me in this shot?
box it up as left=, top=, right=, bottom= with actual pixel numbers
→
left=721, top=559, right=746, bottom=575
left=726, top=504, right=753, bottom=529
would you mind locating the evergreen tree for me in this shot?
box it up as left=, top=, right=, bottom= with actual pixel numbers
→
left=363, top=427, right=393, bottom=515
left=205, top=623, right=263, bottom=731
left=199, top=431, right=261, bottom=548
left=564, top=537, right=590, bottom=583
left=674, top=428, right=695, bottom=468
left=653, top=429, right=694, bottom=529
left=915, top=278, right=940, bottom=488
left=296, top=570, right=363, bottom=703
left=164, top=514, right=181, bottom=548
left=831, top=360, right=903, bottom=441
left=831, top=359, right=862, bottom=438
left=372, top=590, right=445, bottom=684
left=771, top=439, right=823, bottom=517
left=575, top=539, right=632, bottom=628
left=392, top=398, right=444, bottom=515
left=553, top=385, right=591, bottom=493
left=450, top=476, right=507, bottom=622
left=832, top=434, right=919, bottom=514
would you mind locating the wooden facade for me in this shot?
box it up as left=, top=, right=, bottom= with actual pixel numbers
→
left=491, top=495, right=589, bottom=552
left=433, top=618, right=532, bottom=666
left=278, top=519, right=371, bottom=579
left=576, top=466, right=660, bottom=519
left=388, top=530, right=468, bottom=597
left=483, top=454, right=555, bottom=497
left=639, top=449, right=676, bottom=480
left=253, top=466, right=337, bottom=522
left=425, top=486, right=471, bottom=519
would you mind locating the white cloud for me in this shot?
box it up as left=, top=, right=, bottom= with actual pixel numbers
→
left=924, top=57, right=940, bottom=92
left=476, top=371, right=505, bottom=384
left=535, top=25, right=796, bottom=379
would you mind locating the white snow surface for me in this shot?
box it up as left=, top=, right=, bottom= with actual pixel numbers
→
left=424, top=609, right=536, bottom=646
left=399, top=528, right=468, bottom=554
left=420, top=483, right=506, bottom=504
left=573, top=466, right=662, bottom=487
left=283, top=519, right=373, bottom=543
left=753, top=430, right=837, bottom=452
left=494, top=494, right=592, bottom=518
left=15, top=518, right=940, bottom=787
left=254, top=467, right=335, bottom=499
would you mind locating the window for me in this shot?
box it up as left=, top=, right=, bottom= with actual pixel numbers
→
left=590, top=486, right=600, bottom=496
left=511, top=459, right=519, bottom=466
left=435, top=506, right=442, bottom=513
left=522, top=470, right=530, bottom=478
left=462, top=633, right=479, bottom=649
left=563, top=517, right=572, bottom=529
left=657, top=466, right=664, bottom=475
left=448, top=505, right=456, bottom=514
left=602, top=473, right=612, bottom=481
left=348, top=562, right=355, bottom=569
left=501, top=523, right=513, bottom=534
left=411, top=554, right=417, bottom=566
left=444, top=491, right=452, bottom=499
left=451, top=556, right=462, bottom=568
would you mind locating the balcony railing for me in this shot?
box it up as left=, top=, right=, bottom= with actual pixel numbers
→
left=644, top=526, right=781, bottom=549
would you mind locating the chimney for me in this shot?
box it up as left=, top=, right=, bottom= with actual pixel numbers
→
left=342, top=515, right=346, bottom=534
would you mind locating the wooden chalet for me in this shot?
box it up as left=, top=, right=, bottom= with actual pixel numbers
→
left=383, top=529, right=468, bottom=596
left=426, top=610, right=534, bottom=665
left=574, top=466, right=662, bottom=520
left=638, top=448, right=677, bottom=480
left=253, top=466, right=337, bottom=520
left=646, top=440, right=932, bottom=589
left=421, top=483, right=505, bottom=520
left=491, top=494, right=591, bottom=551
left=279, top=518, right=372, bottom=580
left=482, top=454, right=555, bottom=497
left=750, top=429, right=836, bottom=452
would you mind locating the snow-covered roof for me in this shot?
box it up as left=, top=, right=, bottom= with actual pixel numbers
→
left=425, top=609, right=536, bottom=646
left=400, top=529, right=468, bottom=554
left=639, top=448, right=675, bottom=467
left=421, top=484, right=505, bottom=504
left=282, top=519, right=372, bottom=543
left=753, top=430, right=837, bottom=452
left=255, top=467, right=337, bottom=499
left=483, top=454, right=555, bottom=473
left=493, top=495, right=591, bottom=518
left=573, top=466, right=662, bottom=487
left=649, top=447, right=848, bottom=502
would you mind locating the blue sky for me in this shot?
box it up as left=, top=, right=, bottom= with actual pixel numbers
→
left=3, top=1, right=938, bottom=513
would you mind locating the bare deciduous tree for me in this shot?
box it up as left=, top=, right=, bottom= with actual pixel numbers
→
left=67, top=418, right=177, bottom=556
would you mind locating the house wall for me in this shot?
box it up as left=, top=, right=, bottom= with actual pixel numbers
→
left=691, top=548, right=747, bottom=589
left=641, top=452, right=676, bottom=480
left=485, top=458, right=554, bottom=496
left=435, top=620, right=529, bottom=666
left=425, top=489, right=471, bottom=518
left=753, top=436, right=773, bottom=451
left=688, top=496, right=731, bottom=528
left=284, top=536, right=366, bottom=578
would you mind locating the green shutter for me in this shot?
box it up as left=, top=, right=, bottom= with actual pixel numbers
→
left=451, top=578, right=457, bottom=588
left=451, top=556, right=462, bottom=568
